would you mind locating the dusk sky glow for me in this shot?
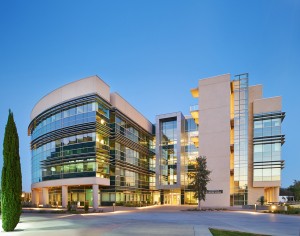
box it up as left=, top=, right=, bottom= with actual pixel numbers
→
left=0, top=0, right=299, bottom=191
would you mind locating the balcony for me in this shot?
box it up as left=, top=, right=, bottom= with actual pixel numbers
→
left=190, top=104, right=199, bottom=124
left=191, top=135, right=199, bottom=148
left=190, top=87, right=199, bottom=98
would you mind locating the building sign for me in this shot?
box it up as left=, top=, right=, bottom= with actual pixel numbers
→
left=207, top=190, right=223, bottom=194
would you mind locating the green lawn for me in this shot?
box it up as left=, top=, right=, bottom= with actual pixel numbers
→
left=209, top=228, right=270, bottom=236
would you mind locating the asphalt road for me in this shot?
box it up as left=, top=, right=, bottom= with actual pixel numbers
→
left=1, top=206, right=300, bottom=236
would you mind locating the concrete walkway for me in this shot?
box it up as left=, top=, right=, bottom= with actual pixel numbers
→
left=1, top=205, right=299, bottom=235
left=194, top=225, right=212, bottom=236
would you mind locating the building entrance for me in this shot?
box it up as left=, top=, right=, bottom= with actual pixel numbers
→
left=164, top=193, right=180, bottom=205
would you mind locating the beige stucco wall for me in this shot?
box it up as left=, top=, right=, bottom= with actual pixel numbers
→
left=253, top=96, right=282, bottom=114
left=31, top=75, right=110, bottom=120
left=198, top=74, right=231, bottom=207
left=110, top=92, right=153, bottom=133
left=253, top=181, right=281, bottom=188
left=248, top=85, right=264, bottom=204
left=249, top=85, right=263, bottom=102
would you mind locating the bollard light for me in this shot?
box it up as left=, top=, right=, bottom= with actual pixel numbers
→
left=271, top=205, right=277, bottom=212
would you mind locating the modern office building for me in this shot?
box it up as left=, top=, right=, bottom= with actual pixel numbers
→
left=28, top=76, right=155, bottom=209
left=186, top=73, right=285, bottom=206
left=29, top=73, right=285, bottom=208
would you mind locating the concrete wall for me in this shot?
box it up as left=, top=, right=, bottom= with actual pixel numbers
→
left=198, top=74, right=231, bottom=207
left=110, top=92, right=153, bottom=133
left=31, top=176, right=110, bottom=189
left=31, top=75, right=110, bottom=120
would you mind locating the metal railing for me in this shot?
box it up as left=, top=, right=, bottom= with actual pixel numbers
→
left=189, top=104, right=199, bottom=112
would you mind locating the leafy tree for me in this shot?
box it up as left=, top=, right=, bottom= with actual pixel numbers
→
left=1, top=110, right=22, bottom=231
left=288, top=180, right=300, bottom=201
left=188, top=156, right=211, bottom=210
left=280, top=187, right=294, bottom=197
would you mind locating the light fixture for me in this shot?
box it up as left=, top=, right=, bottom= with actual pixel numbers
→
left=271, top=205, right=277, bottom=212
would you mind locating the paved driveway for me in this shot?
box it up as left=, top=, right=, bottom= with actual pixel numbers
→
left=1, top=206, right=300, bottom=236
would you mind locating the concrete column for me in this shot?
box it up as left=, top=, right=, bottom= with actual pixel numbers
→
left=99, top=189, right=101, bottom=206
left=32, top=189, right=40, bottom=206
left=42, top=187, right=49, bottom=206
left=270, top=188, right=275, bottom=203
left=266, top=188, right=270, bottom=203
left=62, top=185, right=68, bottom=208
left=268, top=188, right=272, bottom=203
left=93, top=184, right=99, bottom=209
left=274, top=187, right=279, bottom=203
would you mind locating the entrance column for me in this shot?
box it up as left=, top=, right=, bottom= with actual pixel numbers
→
left=42, top=187, right=49, bottom=206
left=62, top=185, right=68, bottom=208
left=274, top=187, right=279, bottom=203
left=98, top=189, right=101, bottom=206
left=32, top=189, right=40, bottom=206
left=93, top=184, right=99, bottom=209
left=270, top=188, right=274, bottom=203
left=266, top=188, right=270, bottom=203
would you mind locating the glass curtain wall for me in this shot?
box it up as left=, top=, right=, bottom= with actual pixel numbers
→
left=233, top=74, right=249, bottom=205
left=103, top=113, right=155, bottom=206
left=253, top=112, right=284, bottom=182
left=159, top=118, right=177, bottom=186
left=183, top=118, right=198, bottom=204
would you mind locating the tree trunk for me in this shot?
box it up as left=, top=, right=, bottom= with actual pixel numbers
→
left=198, top=200, right=201, bottom=210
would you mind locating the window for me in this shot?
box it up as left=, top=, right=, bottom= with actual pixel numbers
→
left=254, top=145, right=262, bottom=153
left=63, top=110, right=69, bottom=118
left=254, top=121, right=262, bottom=129
left=69, top=107, right=76, bottom=116
left=76, top=105, right=83, bottom=114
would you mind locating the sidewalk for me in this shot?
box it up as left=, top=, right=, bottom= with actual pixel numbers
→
left=22, top=204, right=164, bottom=214
left=22, top=204, right=262, bottom=214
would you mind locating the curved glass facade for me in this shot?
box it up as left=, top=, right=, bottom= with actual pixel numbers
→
left=31, top=132, right=110, bottom=183
left=29, top=90, right=155, bottom=207
left=30, top=102, right=109, bottom=140
left=30, top=96, right=111, bottom=185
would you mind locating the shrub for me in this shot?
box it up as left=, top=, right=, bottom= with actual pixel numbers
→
left=257, top=196, right=265, bottom=206
left=273, top=207, right=300, bottom=214
left=84, top=201, right=89, bottom=213
left=67, top=201, right=71, bottom=211
left=21, top=201, right=35, bottom=207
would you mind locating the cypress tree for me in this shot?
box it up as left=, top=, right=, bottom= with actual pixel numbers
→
left=1, top=110, right=22, bottom=231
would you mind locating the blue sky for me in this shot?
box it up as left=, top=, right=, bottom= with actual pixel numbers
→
left=0, top=0, right=299, bottom=191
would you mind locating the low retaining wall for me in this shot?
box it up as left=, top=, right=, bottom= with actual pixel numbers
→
left=242, top=205, right=287, bottom=211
